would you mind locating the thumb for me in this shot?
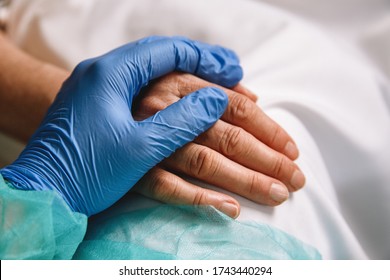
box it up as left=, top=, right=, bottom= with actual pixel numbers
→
left=135, top=87, right=228, bottom=166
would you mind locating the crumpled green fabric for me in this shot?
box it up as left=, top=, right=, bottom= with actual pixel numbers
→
left=0, top=173, right=87, bottom=259
left=74, top=204, right=321, bottom=260
left=1, top=173, right=320, bottom=260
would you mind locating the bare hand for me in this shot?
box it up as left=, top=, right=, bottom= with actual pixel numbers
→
left=132, top=73, right=305, bottom=218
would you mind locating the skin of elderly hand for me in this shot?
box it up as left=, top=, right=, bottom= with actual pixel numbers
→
left=132, top=73, right=306, bottom=218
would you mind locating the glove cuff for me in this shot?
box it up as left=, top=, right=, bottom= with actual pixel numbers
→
left=0, top=163, right=77, bottom=211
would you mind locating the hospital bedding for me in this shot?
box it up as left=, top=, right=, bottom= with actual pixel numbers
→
left=1, top=0, right=390, bottom=259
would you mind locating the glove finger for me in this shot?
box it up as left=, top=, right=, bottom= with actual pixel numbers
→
left=134, top=35, right=168, bottom=45
left=106, top=36, right=243, bottom=99
left=134, top=36, right=241, bottom=76
left=133, top=87, right=228, bottom=170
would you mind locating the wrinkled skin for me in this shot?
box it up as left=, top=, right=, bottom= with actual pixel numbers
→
left=132, top=73, right=305, bottom=218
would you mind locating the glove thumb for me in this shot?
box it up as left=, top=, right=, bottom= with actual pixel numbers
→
left=135, top=87, right=228, bottom=167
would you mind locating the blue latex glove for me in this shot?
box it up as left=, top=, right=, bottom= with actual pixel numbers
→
left=1, top=36, right=243, bottom=216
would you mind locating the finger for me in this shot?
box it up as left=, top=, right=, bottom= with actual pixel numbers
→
left=105, top=36, right=243, bottom=100
left=163, top=143, right=291, bottom=205
left=231, top=83, right=258, bottom=102
left=195, top=120, right=305, bottom=191
left=133, top=166, right=240, bottom=218
left=154, top=73, right=299, bottom=160
left=135, top=87, right=227, bottom=166
left=222, top=91, right=299, bottom=160
left=133, top=72, right=298, bottom=161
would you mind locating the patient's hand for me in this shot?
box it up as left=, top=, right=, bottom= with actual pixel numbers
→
left=132, top=73, right=305, bottom=218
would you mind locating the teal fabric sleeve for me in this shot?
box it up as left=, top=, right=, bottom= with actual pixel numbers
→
left=74, top=204, right=321, bottom=260
left=0, top=173, right=87, bottom=259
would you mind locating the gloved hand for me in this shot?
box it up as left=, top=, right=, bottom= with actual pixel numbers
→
left=0, top=36, right=243, bottom=216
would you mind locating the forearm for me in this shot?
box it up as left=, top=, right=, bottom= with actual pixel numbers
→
left=0, top=32, right=69, bottom=142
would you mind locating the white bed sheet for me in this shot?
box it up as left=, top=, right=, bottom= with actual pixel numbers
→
left=2, top=0, right=390, bottom=259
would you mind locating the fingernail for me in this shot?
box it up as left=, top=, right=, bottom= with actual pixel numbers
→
left=290, top=170, right=306, bottom=190
left=284, top=141, right=299, bottom=159
left=220, top=202, right=239, bottom=219
left=270, top=183, right=289, bottom=203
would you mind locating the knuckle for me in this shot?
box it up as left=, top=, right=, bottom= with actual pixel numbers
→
left=132, top=96, right=167, bottom=120
left=159, top=72, right=180, bottom=83
left=175, top=74, right=191, bottom=94
left=220, top=126, right=246, bottom=157
left=140, top=96, right=166, bottom=112
left=186, top=146, right=219, bottom=178
left=228, top=94, right=253, bottom=121
left=155, top=73, right=182, bottom=93
left=247, top=173, right=262, bottom=197
left=269, top=125, right=284, bottom=148
left=147, top=169, right=180, bottom=202
left=271, top=155, right=287, bottom=178
left=191, top=189, right=208, bottom=206
left=176, top=73, right=205, bottom=94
